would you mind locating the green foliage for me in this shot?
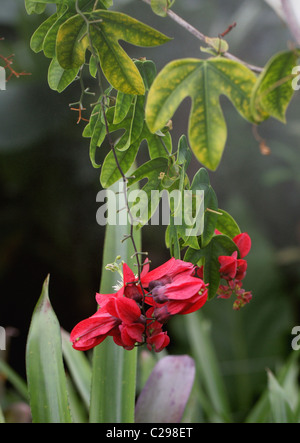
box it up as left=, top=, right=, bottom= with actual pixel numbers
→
left=150, top=0, right=175, bottom=17
left=26, top=276, right=73, bottom=423
left=251, top=50, right=300, bottom=123
left=19, top=0, right=300, bottom=425
left=146, top=58, right=255, bottom=171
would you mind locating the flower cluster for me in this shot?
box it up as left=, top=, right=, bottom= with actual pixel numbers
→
left=217, top=231, right=253, bottom=310
left=70, top=258, right=208, bottom=352
left=196, top=231, right=252, bottom=310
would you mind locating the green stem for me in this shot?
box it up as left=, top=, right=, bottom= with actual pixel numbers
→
left=89, top=180, right=141, bottom=423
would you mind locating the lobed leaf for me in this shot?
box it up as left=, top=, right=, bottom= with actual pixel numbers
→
left=57, top=10, right=170, bottom=95
left=146, top=57, right=257, bottom=170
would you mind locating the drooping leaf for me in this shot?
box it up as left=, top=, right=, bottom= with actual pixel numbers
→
left=30, top=13, right=59, bottom=53
left=113, top=92, right=133, bottom=125
left=100, top=141, right=140, bottom=188
left=135, top=355, right=195, bottom=423
left=251, top=50, right=300, bottom=123
left=146, top=57, right=257, bottom=170
left=56, top=14, right=89, bottom=68
left=26, top=276, right=72, bottom=423
left=48, top=57, right=78, bottom=92
left=57, top=10, right=171, bottom=95
left=82, top=103, right=106, bottom=168
left=43, top=11, right=74, bottom=59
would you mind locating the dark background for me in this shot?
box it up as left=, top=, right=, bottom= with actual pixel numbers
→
left=1, top=0, right=300, bottom=419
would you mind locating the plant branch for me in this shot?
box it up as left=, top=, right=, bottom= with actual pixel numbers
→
left=281, top=0, right=300, bottom=45
left=140, top=0, right=263, bottom=73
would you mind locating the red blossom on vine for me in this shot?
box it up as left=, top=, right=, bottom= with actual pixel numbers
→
left=216, top=231, right=253, bottom=309
left=70, top=258, right=208, bottom=352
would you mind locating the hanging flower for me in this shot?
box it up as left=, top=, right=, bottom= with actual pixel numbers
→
left=141, top=257, right=208, bottom=322
left=70, top=293, right=145, bottom=351
left=216, top=231, right=253, bottom=309
left=70, top=257, right=208, bottom=352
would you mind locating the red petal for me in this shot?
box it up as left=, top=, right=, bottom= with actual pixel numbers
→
left=218, top=255, right=237, bottom=279
left=123, top=262, right=136, bottom=284
left=106, top=296, right=141, bottom=323
left=164, top=276, right=206, bottom=300
left=233, top=233, right=251, bottom=258
left=70, top=312, right=118, bottom=350
left=141, top=258, right=194, bottom=285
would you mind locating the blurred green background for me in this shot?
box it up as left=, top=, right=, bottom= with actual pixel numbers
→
left=1, top=0, right=300, bottom=422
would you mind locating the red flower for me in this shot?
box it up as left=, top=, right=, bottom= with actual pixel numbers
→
left=70, top=293, right=145, bottom=351
left=218, top=251, right=248, bottom=281
left=145, top=308, right=170, bottom=352
left=233, top=233, right=251, bottom=259
left=216, top=231, right=253, bottom=309
left=141, top=258, right=208, bottom=322
left=71, top=257, right=208, bottom=353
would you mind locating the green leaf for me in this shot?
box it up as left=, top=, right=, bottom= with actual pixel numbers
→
left=100, top=141, right=140, bottom=188
left=48, top=57, right=78, bottom=92
left=127, top=157, right=169, bottom=226
left=251, top=50, right=300, bottom=123
left=43, top=11, right=74, bottom=59
left=83, top=103, right=106, bottom=168
left=215, top=209, right=241, bottom=238
left=25, top=0, right=47, bottom=14
left=185, top=312, right=232, bottom=422
left=191, top=168, right=218, bottom=247
left=0, top=405, right=4, bottom=423
left=267, top=369, right=297, bottom=423
left=26, top=276, right=72, bottom=423
left=57, top=10, right=171, bottom=95
left=61, top=329, right=92, bottom=410
left=150, top=0, right=172, bottom=17
left=56, top=14, right=89, bottom=68
left=113, top=92, right=133, bottom=125
left=0, top=359, right=29, bottom=402
left=185, top=234, right=238, bottom=299
left=204, top=37, right=229, bottom=54
left=146, top=58, right=257, bottom=170
left=30, top=13, right=59, bottom=53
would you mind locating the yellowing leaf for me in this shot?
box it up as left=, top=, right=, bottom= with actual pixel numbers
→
left=251, top=50, right=300, bottom=123
left=145, top=57, right=257, bottom=171
left=57, top=10, right=171, bottom=95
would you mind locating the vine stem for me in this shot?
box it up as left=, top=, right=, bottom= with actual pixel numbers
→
left=75, top=0, right=147, bottom=306
left=140, top=0, right=263, bottom=73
